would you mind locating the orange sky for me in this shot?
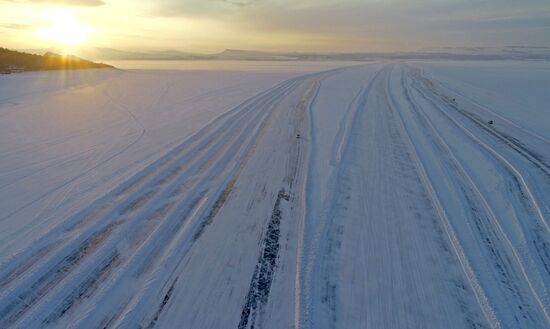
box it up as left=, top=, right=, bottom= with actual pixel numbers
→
left=1, top=0, right=549, bottom=53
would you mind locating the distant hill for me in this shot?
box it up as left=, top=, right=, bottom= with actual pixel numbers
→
left=0, top=47, right=113, bottom=73
left=24, top=47, right=204, bottom=61
left=418, top=46, right=550, bottom=59
left=213, top=49, right=297, bottom=60
left=20, top=46, right=550, bottom=63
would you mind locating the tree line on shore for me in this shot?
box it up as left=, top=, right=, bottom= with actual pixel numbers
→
left=0, top=47, right=113, bottom=73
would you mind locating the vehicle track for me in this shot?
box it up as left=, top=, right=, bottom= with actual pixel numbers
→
left=0, top=84, right=269, bottom=276
left=238, top=189, right=290, bottom=329
left=0, top=76, right=298, bottom=288
left=393, top=65, right=550, bottom=327
left=0, top=85, right=278, bottom=296
left=302, top=65, right=496, bottom=329
left=233, top=75, right=329, bottom=329
left=407, top=67, right=550, bottom=231
left=50, top=70, right=337, bottom=329
left=103, top=74, right=323, bottom=329
left=420, top=70, right=550, bottom=146
left=0, top=76, right=303, bottom=328
left=411, top=67, right=550, bottom=179
left=406, top=68, right=550, bottom=278
left=21, top=81, right=296, bottom=327
left=384, top=66, right=500, bottom=328
left=297, top=68, right=382, bottom=329
left=375, top=65, right=495, bottom=329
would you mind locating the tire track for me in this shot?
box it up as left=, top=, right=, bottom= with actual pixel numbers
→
left=0, top=81, right=277, bottom=289
left=399, top=66, right=550, bottom=327
left=298, top=67, right=386, bottom=329
left=0, top=220, right=125, bottom=328
left=0, top=78, right=301, bottom=328
left=238, top=190, right=290, bottom=329
left=0, top=76, right=298, bottom=290
left=237, top=75, right=327, bottom=329
left=407, top=67, right=549, bottom=235
left=58, top=75, right=307, bottom=329
left=384, top=65, right=500, bottom=328
left=411, top=67, right=550, bottom=178
left=421, top=71, right=550, bottom=146
left=407, top=68, right=550, bottom=271
left=133, top=71, right=337, bottom=329
left=122, top=77, right=312, bottom=329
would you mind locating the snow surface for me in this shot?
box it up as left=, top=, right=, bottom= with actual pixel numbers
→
left=0, top=61, right=549, bottom=329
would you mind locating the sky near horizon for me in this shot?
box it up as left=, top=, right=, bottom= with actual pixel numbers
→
left=1, top=0, right=549, bottom=53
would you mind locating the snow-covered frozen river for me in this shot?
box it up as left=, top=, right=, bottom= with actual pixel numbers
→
left=0, top=60, right=549, bottom=328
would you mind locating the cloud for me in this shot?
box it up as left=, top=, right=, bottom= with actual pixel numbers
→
left=222, top=0, right=550, bottom=50
left=134, top=0, right=550, bottom=50
left=439, top=14, right=550, bottom=30
left=220, top=0, right=258, bottom=7
left=3, top=0, right=548, bottom=51
left=153, top=0, right=259, bottom=17
left=0, top=23, right=32, bottom=29
left=4, top=0, right=105, bottom=6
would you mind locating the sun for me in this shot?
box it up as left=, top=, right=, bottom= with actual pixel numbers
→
left=36, top=10, right=92, bottom=46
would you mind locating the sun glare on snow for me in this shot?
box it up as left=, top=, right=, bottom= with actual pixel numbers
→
left=35, top=10, right=92, bottom=46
